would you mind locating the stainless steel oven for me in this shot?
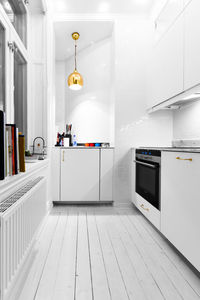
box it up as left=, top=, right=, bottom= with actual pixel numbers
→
left=135, top=149, right=161, bottom=210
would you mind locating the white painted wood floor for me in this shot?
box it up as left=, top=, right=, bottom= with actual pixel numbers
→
left=16, top=205, right=200, bottom=300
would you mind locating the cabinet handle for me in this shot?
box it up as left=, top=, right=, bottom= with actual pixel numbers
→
left=62, top=151, right=65, bottom=162
left=176, top=157, right=192, bottom=162
left=140, top=204, right=149, bottom=212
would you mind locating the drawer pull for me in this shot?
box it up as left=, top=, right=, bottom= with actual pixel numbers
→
left=140, top=204, right=149, bottom=212
left=62, top=151, right=65, bottom=162
left=176, top=157, right=192, bottom=162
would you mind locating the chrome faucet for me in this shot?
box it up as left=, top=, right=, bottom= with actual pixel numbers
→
left=32, top=137, right=46, bottom=160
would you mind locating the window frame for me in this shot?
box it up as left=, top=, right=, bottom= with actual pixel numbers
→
left=0, top=3, right=29, bottom=142
left=0, top=0, right=28, bottom=47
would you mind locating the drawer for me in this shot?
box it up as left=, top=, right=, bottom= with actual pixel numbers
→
left=134, top=193, right=161, bottom=230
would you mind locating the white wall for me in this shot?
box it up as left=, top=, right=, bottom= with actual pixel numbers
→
left=173, top=101, right=200, bottom=141
left=114, top=18, right=173, bottom=205
left=64, top=37, right=114, bottom=143
left=55, top=62, right=66, bottom=133
left=28, top=14, right=47, bottom=149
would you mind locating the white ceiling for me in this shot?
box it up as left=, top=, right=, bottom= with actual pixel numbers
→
left=54, top=21, right=113, bottom=61
left=48, top=0, right=164, bottom=15
left=52, top=0, right=167, bottom=61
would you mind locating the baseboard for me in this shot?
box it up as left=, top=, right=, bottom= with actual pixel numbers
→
left=53, top=201, right=114, bottom=206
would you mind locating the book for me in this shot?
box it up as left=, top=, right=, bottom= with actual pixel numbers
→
left=19, top=134, right=25, bottom=172
left=13, top=125, right=18, bottom=175
left=6, top=125, right=12, bottom=176
left=0, top=110, right=5, bottom=180
left=16, top=128, right=19, bottom=173
left=6, top=124, right=18, bottom=175
left=6, top=130, right=9, bottom=176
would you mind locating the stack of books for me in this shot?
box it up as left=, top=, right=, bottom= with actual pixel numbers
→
left=0, top=110, right=25, bottom=181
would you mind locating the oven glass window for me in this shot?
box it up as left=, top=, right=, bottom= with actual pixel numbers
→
left=136, top=162, right=159, bottom=209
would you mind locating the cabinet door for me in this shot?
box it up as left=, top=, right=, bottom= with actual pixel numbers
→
left=147, top=14, right=184, bottom=108
left=61, top=149, right=99, bottom=202
left=161, top=151, right=200, bottom=271
left=155, top=0, right=184, bottom=42
left=100, top=149, right=113, bottom=201
left=184, top=0, right=200, bottom=90
left=51, top=148, right=60, bottom=201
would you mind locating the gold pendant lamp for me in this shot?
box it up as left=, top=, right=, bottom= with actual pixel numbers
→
left=68, top=32, right=83, bottom=90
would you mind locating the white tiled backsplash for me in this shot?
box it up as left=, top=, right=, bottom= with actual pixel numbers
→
left=172, top=139, right=200, bottom=147
left=173, top=100, right=200, bottom=141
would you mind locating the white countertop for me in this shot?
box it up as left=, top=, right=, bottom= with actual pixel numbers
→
left=131, top=147, right=200, bottom=153
left=55, top=146, right=115, bottom=149
left=0, top=159, right=49, bottom=197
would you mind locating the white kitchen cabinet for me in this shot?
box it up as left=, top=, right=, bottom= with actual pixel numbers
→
left=155, top=0, right=184, bottom=42
left=100, top=149, right=113, bottom=201
left=51, top=147, right=60, bottom=201
left=161, top=151, right=200, bottom=272
left=147, top=14, right=184, bottom=108
left=184, top=0, right=200, bottom=90
left=60, top=149, right=99, bottom=202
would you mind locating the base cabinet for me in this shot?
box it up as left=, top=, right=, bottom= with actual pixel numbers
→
left=53, top=148, right=114, bottom=202
left=61, top=149, right=99, bottom=202
left=100, top=149, right=114, bottom=201
left=135, top=193, right=160, bottom=230
left=161, top=151, right=200, bottom=272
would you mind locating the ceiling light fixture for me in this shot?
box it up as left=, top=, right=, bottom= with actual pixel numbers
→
left=68, top=32, right=83, bottom=91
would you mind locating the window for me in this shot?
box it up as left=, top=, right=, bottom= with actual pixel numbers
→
left=0, top=22, right=5, bottom=111
left=0, top=0, right=27, bottom=46
left=14, top=47, right=27, bottom=140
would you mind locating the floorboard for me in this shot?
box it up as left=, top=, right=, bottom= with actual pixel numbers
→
left=51, top=211, right=78, bottom=300
left=87, top=212, right=111, bottom=300
left=17, top=205, right=200, bottom=300
left=34, top=213, right=68, bottom=300
left=75, top=212, right=93, bottom=300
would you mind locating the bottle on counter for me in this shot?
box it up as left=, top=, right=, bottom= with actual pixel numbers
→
left=73, top=134, right=77, bottom=147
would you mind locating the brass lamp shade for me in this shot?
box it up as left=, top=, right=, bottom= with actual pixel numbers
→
left=68, top=69, right=83, bottom=90
left=68, top=32, right=83, bottom=90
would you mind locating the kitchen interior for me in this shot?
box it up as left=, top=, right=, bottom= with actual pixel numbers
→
left=0, top=0, right=200, bottom=299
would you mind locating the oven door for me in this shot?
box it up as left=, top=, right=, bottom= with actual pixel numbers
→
left=135, top=159, right=160, bottom=210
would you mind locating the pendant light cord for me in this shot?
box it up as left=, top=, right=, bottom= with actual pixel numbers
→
left=75, top=39, right=77, bottom=71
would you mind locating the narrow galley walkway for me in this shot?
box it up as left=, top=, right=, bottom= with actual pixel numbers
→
left=16, top=205, right=200, bottom=300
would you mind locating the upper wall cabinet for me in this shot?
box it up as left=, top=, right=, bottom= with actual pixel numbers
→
left=147, top=14, right=184, bottom=108
left=184, top=0, right=200, bottom=90
left=147, top=0, right=200, bottom=110
left=155, top=0, right=184, bottom=42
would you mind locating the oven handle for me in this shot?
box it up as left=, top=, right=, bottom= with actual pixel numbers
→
left=134, top=160, right=158, bottom=169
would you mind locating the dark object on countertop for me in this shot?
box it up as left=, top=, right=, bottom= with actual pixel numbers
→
left=25, top=150, right=32, bottom=157
left=55, top=132, right=72, bottom=147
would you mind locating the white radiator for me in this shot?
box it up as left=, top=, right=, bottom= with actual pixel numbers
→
left=0, top=176, right=47, bottom=300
